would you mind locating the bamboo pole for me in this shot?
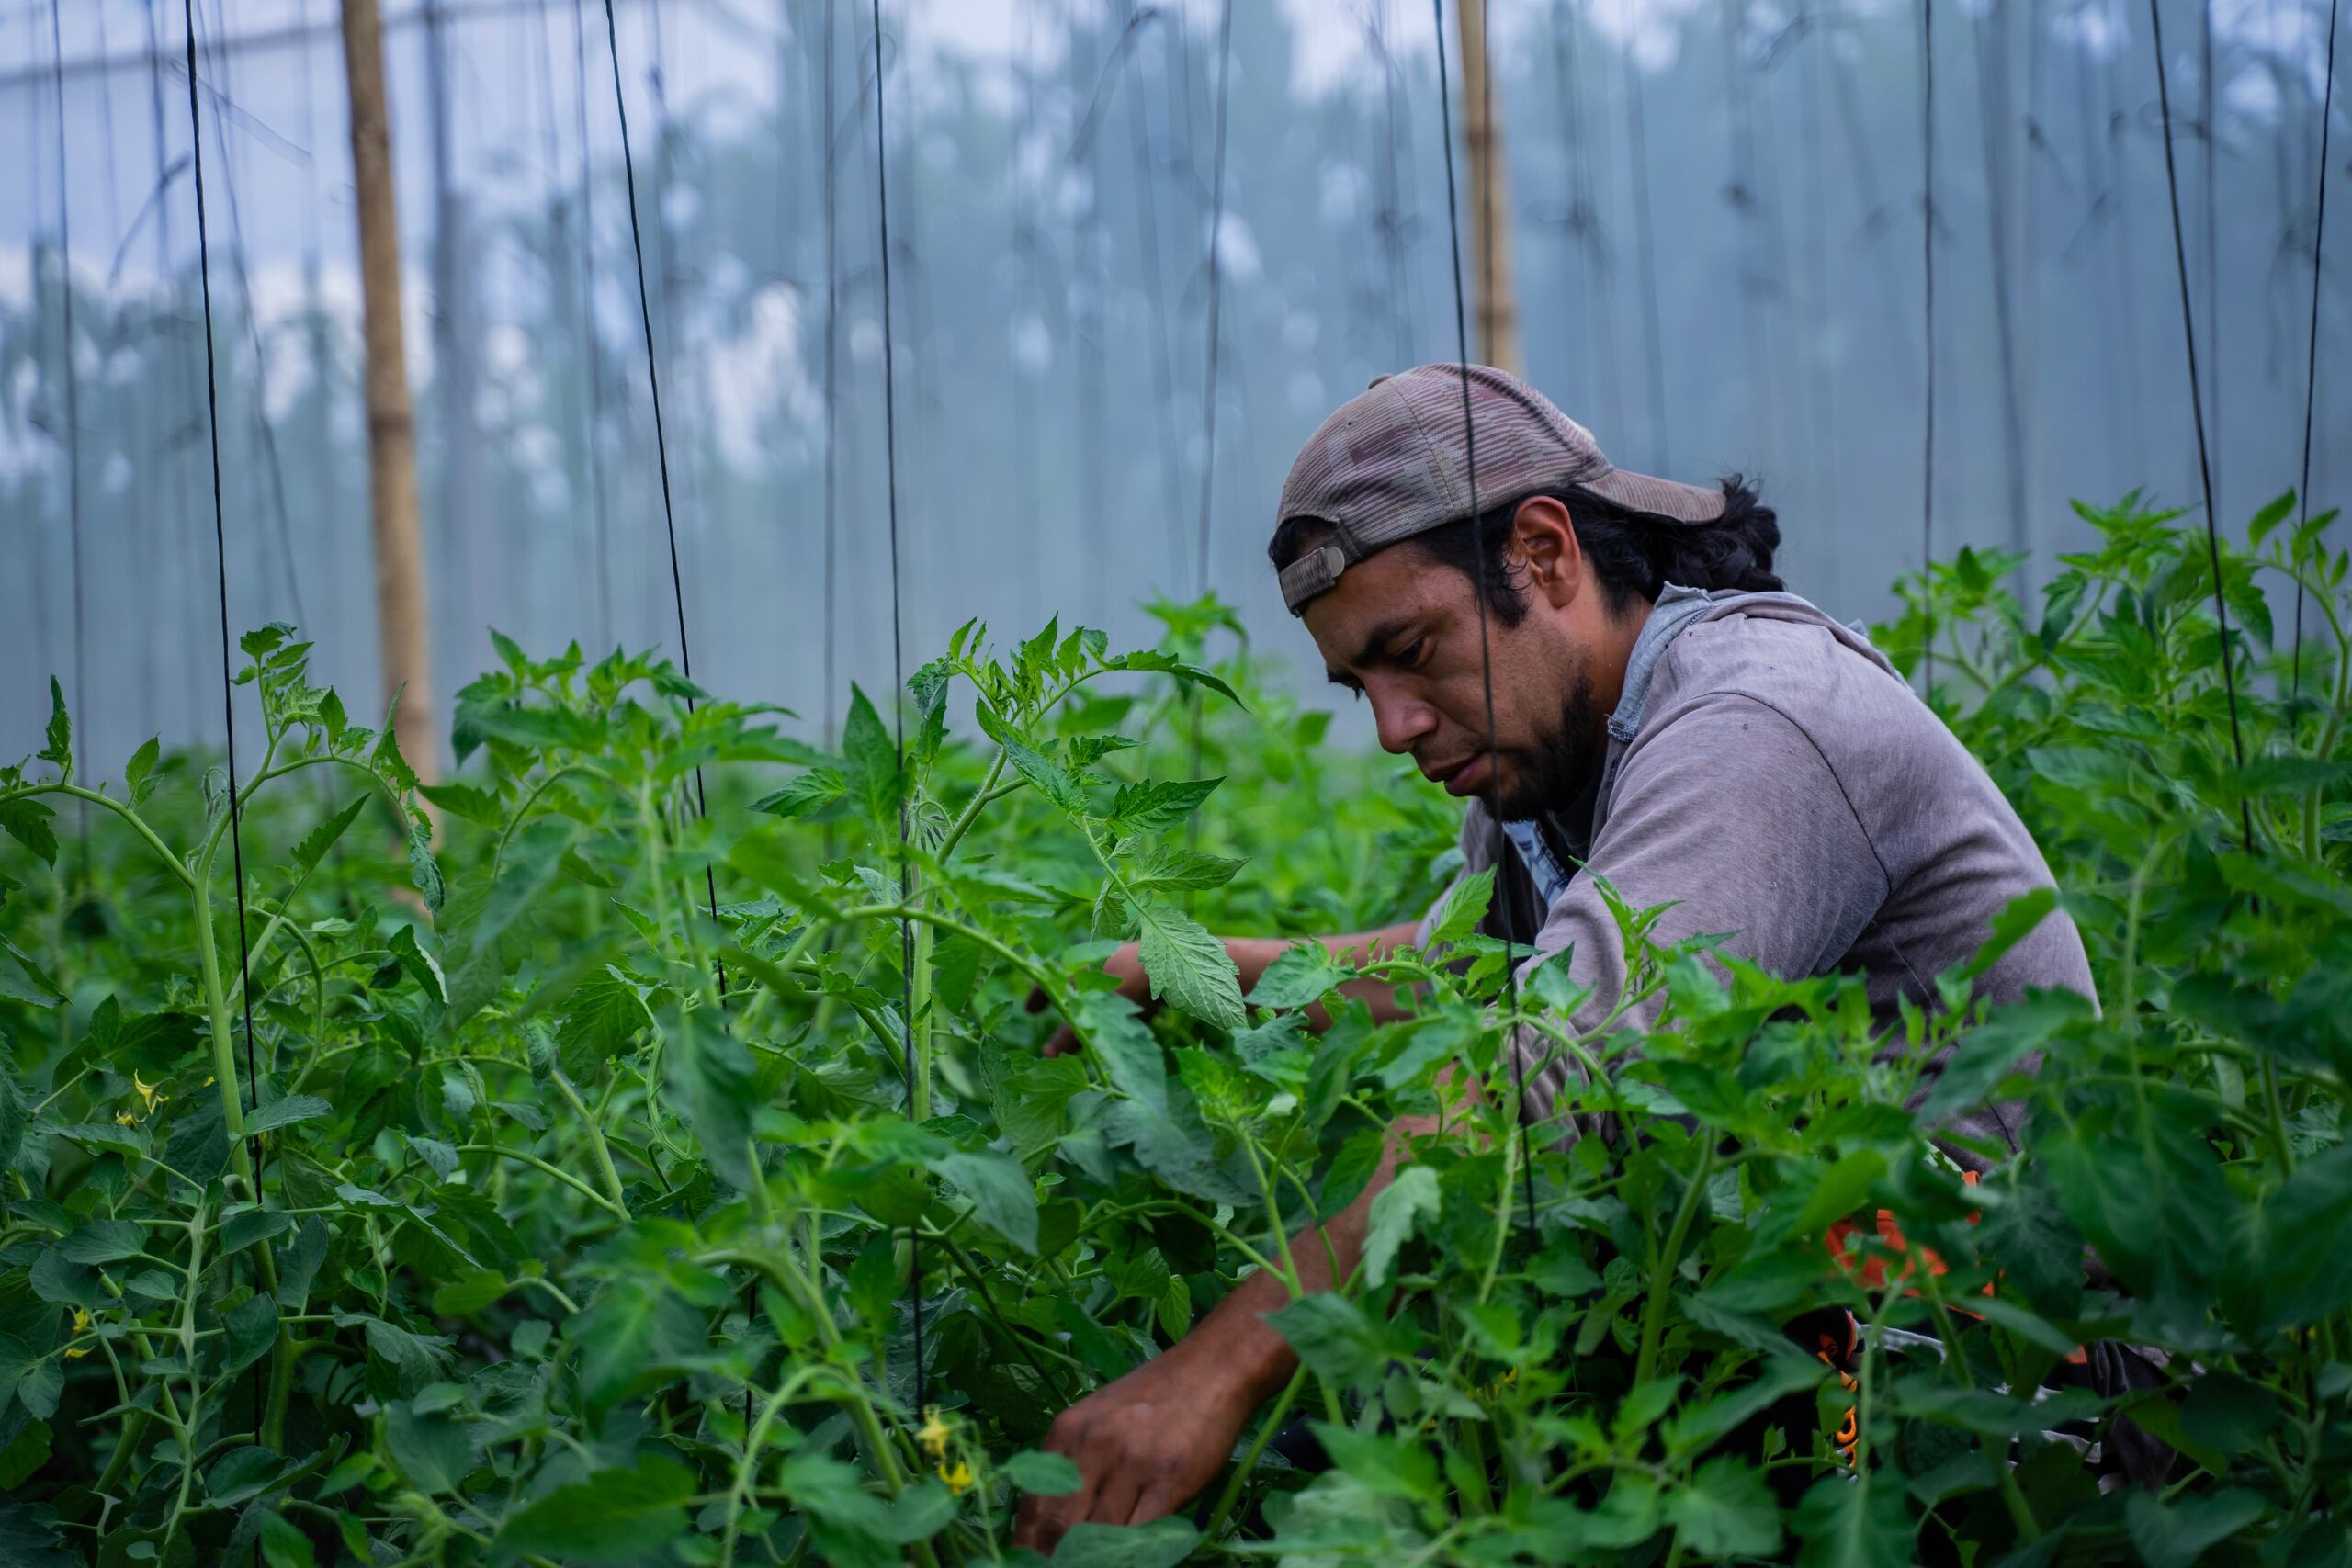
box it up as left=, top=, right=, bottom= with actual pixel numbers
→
left=1455, top=0, right=1524, bottom=375
left=339, top=0, right=438, bottom=789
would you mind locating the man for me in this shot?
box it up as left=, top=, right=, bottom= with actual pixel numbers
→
left=1011, top=364, right=2095, bottom=1551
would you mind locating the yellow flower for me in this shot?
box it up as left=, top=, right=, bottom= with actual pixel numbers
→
left=916, top=1406, right=952, bottom=1461
left=65, top=1306, right=91, bottom=1359
left=132, top=1071, right=168, bottom=1115
left=203, top=1076, right=215, bottom=1087
left=936, top=1461, right=973, bottom=1495
left=114, top=1111, right=139, bottom=1127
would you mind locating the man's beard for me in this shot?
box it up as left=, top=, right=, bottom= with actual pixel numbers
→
left=1488, top=664, right=1607, bottom=821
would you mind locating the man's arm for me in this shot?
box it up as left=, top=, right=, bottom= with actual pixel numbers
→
left=1011, top=1106, right=1441, bottom=1553
left=1037, top=921, right=1424, bottom=1055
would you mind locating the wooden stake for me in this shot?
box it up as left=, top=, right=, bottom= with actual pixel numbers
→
left=1456, top=0, right=1524, bottom=375
left=338, top=0, right=437, bottom=791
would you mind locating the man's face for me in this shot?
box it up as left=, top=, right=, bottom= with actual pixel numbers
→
left=1302, top=526, right=1615, bottom=821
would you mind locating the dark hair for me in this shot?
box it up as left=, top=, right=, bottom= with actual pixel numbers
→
left=1268, top=478, right=1783, bottom=626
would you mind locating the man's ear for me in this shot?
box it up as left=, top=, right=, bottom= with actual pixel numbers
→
left=1512, top=495, right=1582, bottom=609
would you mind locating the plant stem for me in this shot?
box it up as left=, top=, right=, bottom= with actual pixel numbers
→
left=1200, top=1362, right=1308, bottom=1544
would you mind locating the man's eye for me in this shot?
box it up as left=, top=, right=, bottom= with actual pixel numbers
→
left=1398, top=638, right=1427, bottom=670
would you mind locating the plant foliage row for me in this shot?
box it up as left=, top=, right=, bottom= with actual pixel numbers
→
left=0, top=491, right=2348, bottom=1565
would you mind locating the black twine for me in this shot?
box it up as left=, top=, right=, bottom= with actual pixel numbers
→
left=2146, top=0, right=2256, bottom=852
left=1921, top=0, right=1938, bottom=694
left=182, top=0, right=266, bottom=1463
left=1193, top=0, right=1234, bottom=597
left=46, top=0, right=87, bottom=880
left=2294, top=0, right=2340, bottom=700
left=600, top=0, right=729, bottom=984
left=565, top=0, right=613, bottom=651
left=1433, top=0, right=1538, bottom=1241
left=869, top=0, right=924, bottom=1420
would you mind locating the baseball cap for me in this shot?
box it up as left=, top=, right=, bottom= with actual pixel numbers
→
left=1273, top=363, right=1728, bottom=614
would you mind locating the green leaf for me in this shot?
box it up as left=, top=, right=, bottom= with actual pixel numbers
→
left=1247, top=942, right=1352, bottom=1010
left=414, top=781, right=503, bottom=827
left=1792, top=1472, right=1914, bottom=1568
left=218, top=1210, right=296, bottom=1256
left=2226, top=1138, right=2352, bottom=1335
left=1360, top=1165, right=1440, bottom=1290
left=288, top=795, right=368, bottom=883
left=571, top=1277, right=702, bottom=1416
left=752, top=768, right=847, bottom=819
left=407, top=818, right=444, bottom=914
left=55, top=1220, right=146, bottom=1263
left=1265, top=1292, right=1389, bottom=1386
left=842, top=685, right=905, bottom=829
left=1311, top=1422, right=1440, bottom=1502
left=205, top=1446, right=290, bottom=1506
left=2248, top=489, right=2297, bottom=544
left=926, top=1149, right=1039, bottom=1254
left=1429, top=867, right=1496, bottom=944
left=38, top=678, right=69, bottom=770
left=974, top=700, right=1086, bottom=817
left=0, top=799, right=59, bottom=866
left=243, top=1097, right=334, bottom=1137
left=1919, top=989, right=2094, bottom=1122
left=430, top=1271, right=511, bottom=1316
left=492, top=1457, right=695, bottom=1561
left=1665, top=1456, right=1782, bottom=1559
left=1049, top=1518, right=1200, bottom=1568
left=1001, top=1450, right=1081, bottom=1495
left=125, top=737, right=161, bottom=804
left=254, top=1515, right=317, bottom=1568
left=1132, top=900, right=1243, bottom=1029
left=1107, top=776, right=1222, bottom=837
left=1080, top=993, right=1168, bottom=1113
left=384, top=1402, right=472, bottom=1495
left=220, top=1294, right=278, bottom=1375
left=2123, top=1488, right=2269, bottom=1568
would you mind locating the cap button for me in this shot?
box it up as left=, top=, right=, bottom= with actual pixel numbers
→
left=1367, top=373, right=1393, bottom=389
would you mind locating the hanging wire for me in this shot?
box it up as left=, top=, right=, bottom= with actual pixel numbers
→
left=195, top=0, right=309, bottom=632
left=1193, top=0, right=1234, bottom=599
left=1622, top=44, right=1670, bottom=472
left=1120, top=3, right=1185, bottom=557
left=44, top=0, right=86, bottom=881
left=1433, top=0, right=1537, bottom=1240
left=600, top=0, right=729, bottom=987
left=1921, top=0, right=1938, bottom=694
left=867, top=0, right=924, bottom=1418
left=571, top=0, right=613, bottom=650
left=180, top=1, right=267, bottom=1478
left=2146, top=0, right=2256, bottom=852
left=822, top=0, right=840, bottom=749
left=2293, top=0, right=2340, bottom=699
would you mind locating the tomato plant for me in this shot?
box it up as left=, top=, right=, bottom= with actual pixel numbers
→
left=2, top=492, right=2349, bottom=1565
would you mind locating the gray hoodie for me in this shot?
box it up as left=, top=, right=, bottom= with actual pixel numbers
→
left=1419, top=584, right=2097, bottom=1165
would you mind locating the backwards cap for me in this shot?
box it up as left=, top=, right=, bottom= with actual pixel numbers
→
left=1274, top=363, right=1728, bottom=614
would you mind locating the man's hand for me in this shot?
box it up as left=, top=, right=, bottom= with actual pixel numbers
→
left=1028, top=923, right=1423, bottom=1056
left=1011, top=1341, right=1257, bottom=1554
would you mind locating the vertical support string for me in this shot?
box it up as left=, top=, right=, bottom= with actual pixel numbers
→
left=1193, top=0, right=1234, bottom=600
left=869, top=0, right=923, bottom=1420
left=181, top=0, right=266, bottom=1472
left=571, top=0, right=613, bottom=649
left=600, top=0, right=728, bottom=987
left=1433, top=0, right=1536, bottom=1240
left=1921, top=0, right=1938, bottom=696
left=2294, top=0, right=2340, bottom=700
left=46, top=0, right=87, bottom=881
left=822, top=0, right=840, bottom=752
left=2146, top=0, right=2256, bottom=852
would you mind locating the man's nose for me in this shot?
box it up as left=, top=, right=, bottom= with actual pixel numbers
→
left=1370, top=691, right=1437, bottom=756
